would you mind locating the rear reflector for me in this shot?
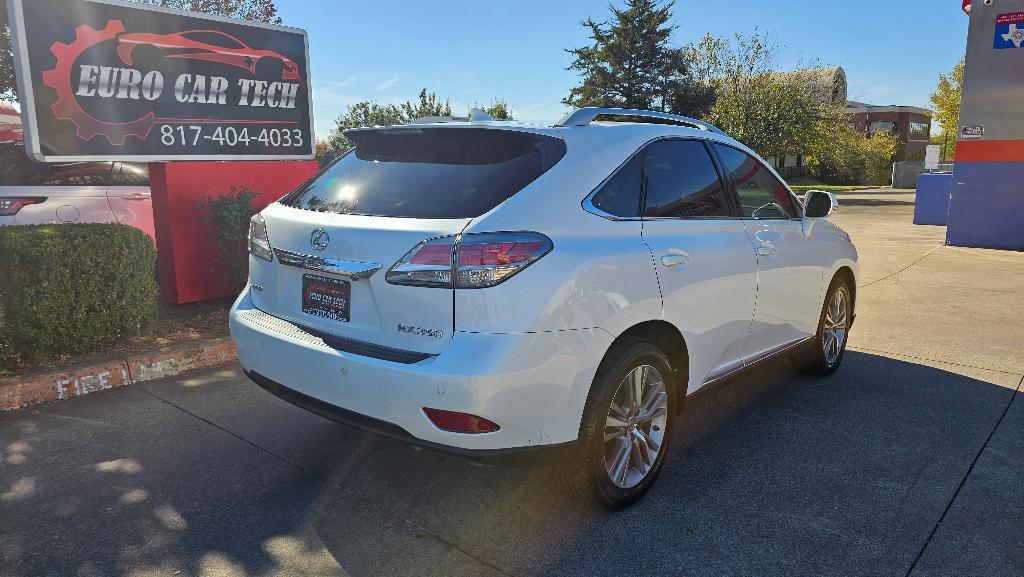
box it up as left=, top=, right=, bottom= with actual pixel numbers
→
left=422, top=407, right=500, bottom=434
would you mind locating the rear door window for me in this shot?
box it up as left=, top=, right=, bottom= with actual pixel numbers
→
left=643, top=140, right=730, bottom=218
left=713, top=144, right=797, bottom=219
left=283, top=128, right=567, bottom=218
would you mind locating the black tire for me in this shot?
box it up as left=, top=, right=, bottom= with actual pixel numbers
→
left=562, top=339, right=678, bottom=510
left=795, top=278, right=853, bottom=376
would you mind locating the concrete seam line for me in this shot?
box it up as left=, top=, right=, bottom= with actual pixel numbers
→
left=861, top=245, right=942, bottom=288
left=135, top=383, right=518, bottom=577
left=903, top=373, right=1024, bottom=577
left=846, top=346, right=1023, bottom=377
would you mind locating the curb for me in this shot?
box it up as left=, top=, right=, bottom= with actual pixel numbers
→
left=0, top=337, right=237, bottom=411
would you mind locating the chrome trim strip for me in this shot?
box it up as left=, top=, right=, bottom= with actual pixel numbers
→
left=702, top=336, right=814, bottom=386
left=273, top=248, right=382, bottom=280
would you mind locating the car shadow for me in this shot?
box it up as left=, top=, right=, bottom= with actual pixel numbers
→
left=303, top=351, right=1016, bottom=577
left=0, top=352, right=1015, bottom=577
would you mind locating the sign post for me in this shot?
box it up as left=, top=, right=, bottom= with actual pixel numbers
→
left=7, top=0, right=315, bottom=161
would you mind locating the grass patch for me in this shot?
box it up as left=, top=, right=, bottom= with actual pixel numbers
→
left=788, top=182, right=880, bottom=194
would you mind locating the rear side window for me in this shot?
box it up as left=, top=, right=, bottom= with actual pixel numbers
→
left=284, top=128, right=567, bottom=218
left=643, top=140, right=730, bottom=218
left=591, top=154, right=642, bottom=217
left=713, top=144, right=797, bottom=219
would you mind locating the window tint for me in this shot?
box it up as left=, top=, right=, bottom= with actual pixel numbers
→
left=283, top=128, right=567, bottom=218
left=643, top=140, right=729, bottom=218
left=713, top=144, right=797, bottom=219
left=590, top=154, right=641, bottom=217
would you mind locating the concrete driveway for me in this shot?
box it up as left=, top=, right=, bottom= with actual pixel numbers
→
left=2, top=189, right=1022, bottom=577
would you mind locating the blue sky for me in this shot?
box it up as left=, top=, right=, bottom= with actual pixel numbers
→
left=275, top=1, right=970, bottom=139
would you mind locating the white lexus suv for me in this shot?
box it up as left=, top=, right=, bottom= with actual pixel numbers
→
left=230, top=108, right=858, bottom=509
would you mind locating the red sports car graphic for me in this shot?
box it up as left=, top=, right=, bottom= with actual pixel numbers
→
left=116, top=29, right=300, bottom=81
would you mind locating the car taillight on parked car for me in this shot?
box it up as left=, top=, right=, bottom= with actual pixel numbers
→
left=0, top=197, right=45, bottom=216
left=248, top=213, right=273, bottom=262
left=386, top=232, right=553, bottom=289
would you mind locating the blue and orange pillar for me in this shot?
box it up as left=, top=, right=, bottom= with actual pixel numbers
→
left=946, top=0, right=1024, bottom=251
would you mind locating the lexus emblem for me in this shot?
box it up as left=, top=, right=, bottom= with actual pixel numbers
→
left=310, top=229, right=330, bottom=251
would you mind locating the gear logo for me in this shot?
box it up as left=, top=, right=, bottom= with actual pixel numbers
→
left=41, top=21, right=161, bottom=145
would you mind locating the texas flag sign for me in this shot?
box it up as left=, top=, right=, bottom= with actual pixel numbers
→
left=995, top=12, right=1024, bottom=49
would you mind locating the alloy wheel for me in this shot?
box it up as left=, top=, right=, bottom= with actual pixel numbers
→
left=604, top=364, right=669, bottom=489
left=823, top=290, right=849, bottom=366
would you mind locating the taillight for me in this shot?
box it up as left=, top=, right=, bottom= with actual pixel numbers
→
left=386, top=232, right=552, bottom=289
left=422, top=408, right=500, bottom=434
left=248, top=214, right=273, bottom=262
left=0, top=197, right=45, bottom=216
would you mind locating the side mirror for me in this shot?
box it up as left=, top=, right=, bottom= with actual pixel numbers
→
left=803, top=190, right=836, bottom=218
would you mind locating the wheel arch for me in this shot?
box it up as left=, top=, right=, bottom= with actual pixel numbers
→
left=832, top=265, right=857, bottom=315
left=588, top=321, right=690, bottom=419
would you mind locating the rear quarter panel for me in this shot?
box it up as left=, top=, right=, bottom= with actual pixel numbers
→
left=454, top=128, right=662, bottom=336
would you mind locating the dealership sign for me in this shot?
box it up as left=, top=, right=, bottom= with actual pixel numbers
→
left=7, top=0, right=314, bottom=161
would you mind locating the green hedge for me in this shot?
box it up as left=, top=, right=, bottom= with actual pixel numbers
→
left=0, top=224, right=158, bottom=370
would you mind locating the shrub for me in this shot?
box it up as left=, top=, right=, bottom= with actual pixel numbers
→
left=809, top=125, right=898, bottom=186
left=0, top=224, right=158, bottom=370
left=201, top=186, right=259, bottom=291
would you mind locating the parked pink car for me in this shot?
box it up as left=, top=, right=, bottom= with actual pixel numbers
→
left=0, top=143, right=155, bottom=240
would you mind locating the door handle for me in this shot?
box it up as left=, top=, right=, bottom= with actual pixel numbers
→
left=660, top=253, right=691, bottom=268
left=121, top=193, right=149, bottom=201
left=755, top=246, right=777, bottom=257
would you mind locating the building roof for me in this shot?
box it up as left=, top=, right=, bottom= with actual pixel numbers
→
left=843, top=103, right=933, bottom=117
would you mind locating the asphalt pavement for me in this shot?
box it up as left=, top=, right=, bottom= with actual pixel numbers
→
left=2, top=189, right=1022, bottom=577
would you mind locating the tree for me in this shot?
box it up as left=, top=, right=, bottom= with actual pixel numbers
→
left=930, top=58, right=964, bottom=147
left=0, top=0, right=281, bottom=103
left=481, top=98, right=513, bottom=120
left=806, top=103, right=897, bottom=186
left=563, top=0, right=714, bottom=117
left=325, top=89, right=514, bottom=152
left=687, top=30, right=832, bottom=161
left=1, top=2, right=14, bottom=102
left=325, top=89, right=452, bottom=151
left=136, top=0, right=281, bottom=23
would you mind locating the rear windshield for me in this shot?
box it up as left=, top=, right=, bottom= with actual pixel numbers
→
left=282, top=128, right=567, bottom=218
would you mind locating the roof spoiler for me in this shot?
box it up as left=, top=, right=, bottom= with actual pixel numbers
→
left=555, top=107, right=726, bottom=135
left=408, top=108, right=496, bottom=125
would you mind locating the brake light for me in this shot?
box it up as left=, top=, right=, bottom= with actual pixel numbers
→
left=422, top=408, right=500, bottom=434
left=248, top=213, right=273, bottom=262
left=386, top=232, right=552, bottom=289
left=0, top=197, right=45, bottom=216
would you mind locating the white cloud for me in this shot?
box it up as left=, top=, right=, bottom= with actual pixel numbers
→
left=376, top=73, right=401, bottom=92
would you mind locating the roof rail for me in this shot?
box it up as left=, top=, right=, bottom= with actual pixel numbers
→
left=555, top=107, right=726, bottom=135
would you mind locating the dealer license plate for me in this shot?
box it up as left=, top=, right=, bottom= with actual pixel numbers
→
left=301, top=274, right=351, bottom=322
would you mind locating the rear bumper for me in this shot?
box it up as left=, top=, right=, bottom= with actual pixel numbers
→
left=230, top=288, right=611, bottom=453
left=244, top=370, right=574, bottom=465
